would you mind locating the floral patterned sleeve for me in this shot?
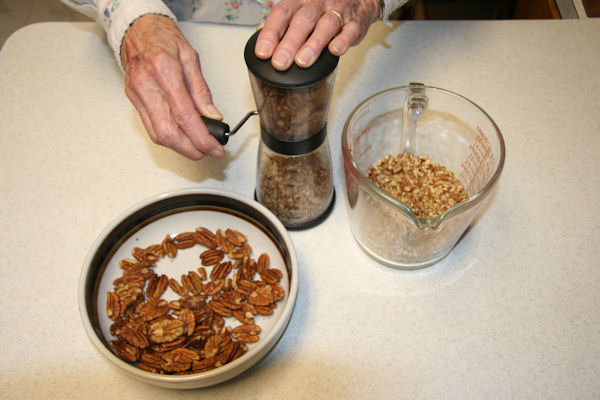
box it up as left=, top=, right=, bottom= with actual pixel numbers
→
left=60, top=0, right=177, bottom=69
left=60, top=0, right=409, bottom=67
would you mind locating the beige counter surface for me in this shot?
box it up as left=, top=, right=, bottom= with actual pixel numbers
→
left=0, top=19, right=598, bottom=399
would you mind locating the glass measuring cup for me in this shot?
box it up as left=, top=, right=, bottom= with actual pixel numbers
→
left=342, top=85, right=505, bottom=269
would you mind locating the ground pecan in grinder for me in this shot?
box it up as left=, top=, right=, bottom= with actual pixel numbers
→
left=244, top=30, right=338, bottom=229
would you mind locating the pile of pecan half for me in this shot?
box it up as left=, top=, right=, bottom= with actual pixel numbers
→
left=106, top=227, right=285, bottom=374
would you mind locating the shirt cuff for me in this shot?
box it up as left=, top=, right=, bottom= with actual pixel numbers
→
left=101, top=0, right=177, bottom=70
left=59, top=0, right=97, bottom=19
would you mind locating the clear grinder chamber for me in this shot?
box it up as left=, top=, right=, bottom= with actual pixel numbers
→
left=244, top=31, right=338, bottom=229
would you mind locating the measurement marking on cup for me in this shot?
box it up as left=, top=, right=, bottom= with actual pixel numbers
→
left=358, top=145, right=373, bottom=161
left=355, top=126, right=372, bottom=161
left=460, top=127, right=495, bottom=194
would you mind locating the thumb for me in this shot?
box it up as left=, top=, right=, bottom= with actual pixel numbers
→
left=179, top=44, right=223, bottom=120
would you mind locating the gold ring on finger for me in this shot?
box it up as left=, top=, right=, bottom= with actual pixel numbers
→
left=326, top=9, right=344, bottom=30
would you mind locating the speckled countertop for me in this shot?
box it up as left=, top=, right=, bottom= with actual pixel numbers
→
left=0, top=19, right=598, bottom=399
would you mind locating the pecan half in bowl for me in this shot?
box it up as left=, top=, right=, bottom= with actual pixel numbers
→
left=79, top=188, right=298, bottom=389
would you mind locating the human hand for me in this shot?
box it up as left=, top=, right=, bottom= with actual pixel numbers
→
left=120, top=14, right=224, bottom=160
left=255, top=0, right=381, bottom=71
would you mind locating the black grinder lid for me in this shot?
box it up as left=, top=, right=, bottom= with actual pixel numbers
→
left=244, top=30, right=339, bottom=87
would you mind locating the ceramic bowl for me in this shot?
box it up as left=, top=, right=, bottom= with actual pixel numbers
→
left=79, top=188, right=298, bottom=389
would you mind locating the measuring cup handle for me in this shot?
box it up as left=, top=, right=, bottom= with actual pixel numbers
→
left=201, top=116, right=230, bottom=145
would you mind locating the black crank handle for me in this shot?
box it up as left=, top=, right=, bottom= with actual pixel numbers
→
left=201, top=116, right=230, bottom=145
left=202, top=111, right=258, bottom=146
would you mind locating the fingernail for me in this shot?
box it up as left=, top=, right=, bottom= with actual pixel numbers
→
left=329, top=42, right=340, bottom=54
left=205, top=104, right=223, bottom=120
left=209, top=146, right=225, bottom=158
left=272, top=50, right=291, bottom=70
left=330, top=40, right=346, bottom=55
left=296, top=48, right=315, bottom=67
left=255, top=40, right=272, bottom=58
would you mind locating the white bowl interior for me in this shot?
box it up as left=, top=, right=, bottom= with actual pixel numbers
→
left=79, top=188, right=298, bottom=389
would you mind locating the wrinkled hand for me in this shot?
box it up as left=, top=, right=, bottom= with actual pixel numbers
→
left=121, top=14, right=224, bottom=160
left=255, top=0, right=381, bottom=70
